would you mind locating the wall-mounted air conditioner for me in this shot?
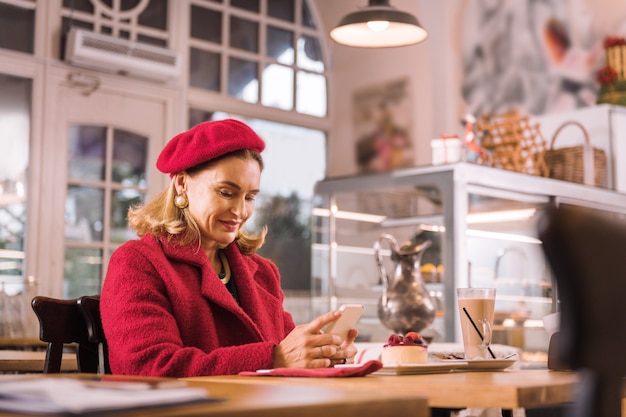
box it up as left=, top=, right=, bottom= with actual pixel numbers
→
left=64, top=28, right=181, bottom=83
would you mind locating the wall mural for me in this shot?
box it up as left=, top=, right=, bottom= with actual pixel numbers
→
left=460, top=0, right=626, bottom=116
left=353, top=78, right=413, bottom=173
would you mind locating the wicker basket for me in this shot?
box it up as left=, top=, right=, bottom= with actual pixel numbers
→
left=543, top=121, right=607, bottom=187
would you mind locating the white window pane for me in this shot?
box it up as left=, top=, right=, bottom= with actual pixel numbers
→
left=64, top=248, right=102, bottom=299
left=65, top=186, right=104, bottom=242
left=297, top=35, right=324, bottom=72
left=68, top=125, right=106, bottom=181
left=229, top=57, right=258, bottom=103
left=253, top=120, right=325, bottom=199
left=0, top=3, right=35, bottom=53
left=296, top=71, right=327, bottom=117
left=267, top=26, right=294, bottom=65
left=262, top=64, right=294, bottom=110
left=0, top=74, right=30, bottom=294
left=112, top=129, right=148, bottom=186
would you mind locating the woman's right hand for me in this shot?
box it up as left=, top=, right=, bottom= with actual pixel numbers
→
left=273, top=310, right=345, bottom=368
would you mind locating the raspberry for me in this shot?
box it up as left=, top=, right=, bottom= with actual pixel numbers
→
left=404, top=331, right=419, bottom=342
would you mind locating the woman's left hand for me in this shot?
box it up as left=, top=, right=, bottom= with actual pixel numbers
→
left=329, top=328, right=359, bottom=366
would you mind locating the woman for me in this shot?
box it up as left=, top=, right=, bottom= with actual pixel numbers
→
left=101, top=119, right=358, bottom=377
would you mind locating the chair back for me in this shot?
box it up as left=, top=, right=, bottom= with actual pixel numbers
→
left=77, top=295, right=110, bottom=374
left=31, top=296, right=100, bottom=373
left=539, top=205, right=626, bottom=417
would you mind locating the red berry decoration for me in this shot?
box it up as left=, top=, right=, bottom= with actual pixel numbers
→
left=387, top=334, right=402, bottom=345
left=404, top=332, right=419, bottom=342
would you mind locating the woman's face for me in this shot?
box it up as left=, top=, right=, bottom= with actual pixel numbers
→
left=178, top=155, right=261, bottom=249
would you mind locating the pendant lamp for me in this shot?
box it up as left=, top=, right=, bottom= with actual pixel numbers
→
left=330, top=0, right=428, bottom=48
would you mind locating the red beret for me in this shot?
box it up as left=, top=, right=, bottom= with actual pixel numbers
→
left=156, top=119, right=265, bottom=175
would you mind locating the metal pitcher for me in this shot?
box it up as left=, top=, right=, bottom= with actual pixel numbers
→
left=374, top=233, right=436, bottom=334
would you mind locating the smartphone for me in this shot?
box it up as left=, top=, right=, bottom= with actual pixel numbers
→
left=323, top=304, right=365, bottom=340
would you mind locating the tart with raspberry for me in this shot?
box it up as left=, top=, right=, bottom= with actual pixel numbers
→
left=381, top=332, right=428, bottom=365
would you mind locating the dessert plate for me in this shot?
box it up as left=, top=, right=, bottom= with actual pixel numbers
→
left=463, top=358, right=517, bottom=370
left=442, top=358, right=517, bottom=371
left=337, top=362, right=468, bottom=375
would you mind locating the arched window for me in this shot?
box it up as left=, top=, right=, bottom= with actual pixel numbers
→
left=189, top=0, right=327, bottom=117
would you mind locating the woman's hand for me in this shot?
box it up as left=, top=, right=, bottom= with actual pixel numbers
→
left=329, top=328, right=359, bottom=366
left=273, top=310, right=359, bottom=368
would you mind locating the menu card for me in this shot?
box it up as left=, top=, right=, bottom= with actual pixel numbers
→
left=0, top=376, right=214, bottom=414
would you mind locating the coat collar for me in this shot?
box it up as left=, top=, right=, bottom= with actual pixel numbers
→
left=153, top=235, right=266, bottom=340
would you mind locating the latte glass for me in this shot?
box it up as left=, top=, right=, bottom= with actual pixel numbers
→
left=457, top=288, right=496, bottom=360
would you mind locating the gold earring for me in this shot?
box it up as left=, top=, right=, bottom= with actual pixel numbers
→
left=174, top=194, right=189, bottom=209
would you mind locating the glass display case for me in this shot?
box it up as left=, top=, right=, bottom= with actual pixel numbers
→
left=311, top=163, right=626, bottom=352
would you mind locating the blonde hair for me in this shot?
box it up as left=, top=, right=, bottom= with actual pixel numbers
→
left=128, top=149, right=267, bottom=255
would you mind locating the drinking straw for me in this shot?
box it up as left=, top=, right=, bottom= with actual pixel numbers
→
left=462, top=307, right=496, bottom=359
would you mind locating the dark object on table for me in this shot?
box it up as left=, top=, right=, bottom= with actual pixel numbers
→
left=538, top=205, right=626, bottom=417
left=547, top=332, right=570, bottom=371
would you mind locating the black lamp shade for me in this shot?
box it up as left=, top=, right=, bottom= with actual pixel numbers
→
left=330, top=1, right=428, bottom=48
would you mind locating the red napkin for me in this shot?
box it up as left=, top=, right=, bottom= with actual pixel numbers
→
left=238, top=360, right=383, bottom=377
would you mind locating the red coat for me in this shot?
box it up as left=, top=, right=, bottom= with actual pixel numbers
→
left=100, top=234, right=296, bottom=377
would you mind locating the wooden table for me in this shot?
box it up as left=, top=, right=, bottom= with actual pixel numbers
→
left=0, top=350, right=77, bottom=373
left=0, top=337, right=46, bottom=350
left=0, top=374, right=428, bottom=417
left=181, top=378, right=427, bottom=417
left=187, top=369, right=626, bottom=414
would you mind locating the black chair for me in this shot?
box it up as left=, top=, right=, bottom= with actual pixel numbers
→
left=31, top=295, right=101, bottom=373
left=538, top=205, right=626, bottom=417
left=77, top=295, right=111, bottom=374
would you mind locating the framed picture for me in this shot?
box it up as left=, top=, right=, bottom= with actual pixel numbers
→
left=353, top=78, right=414, bottom=173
